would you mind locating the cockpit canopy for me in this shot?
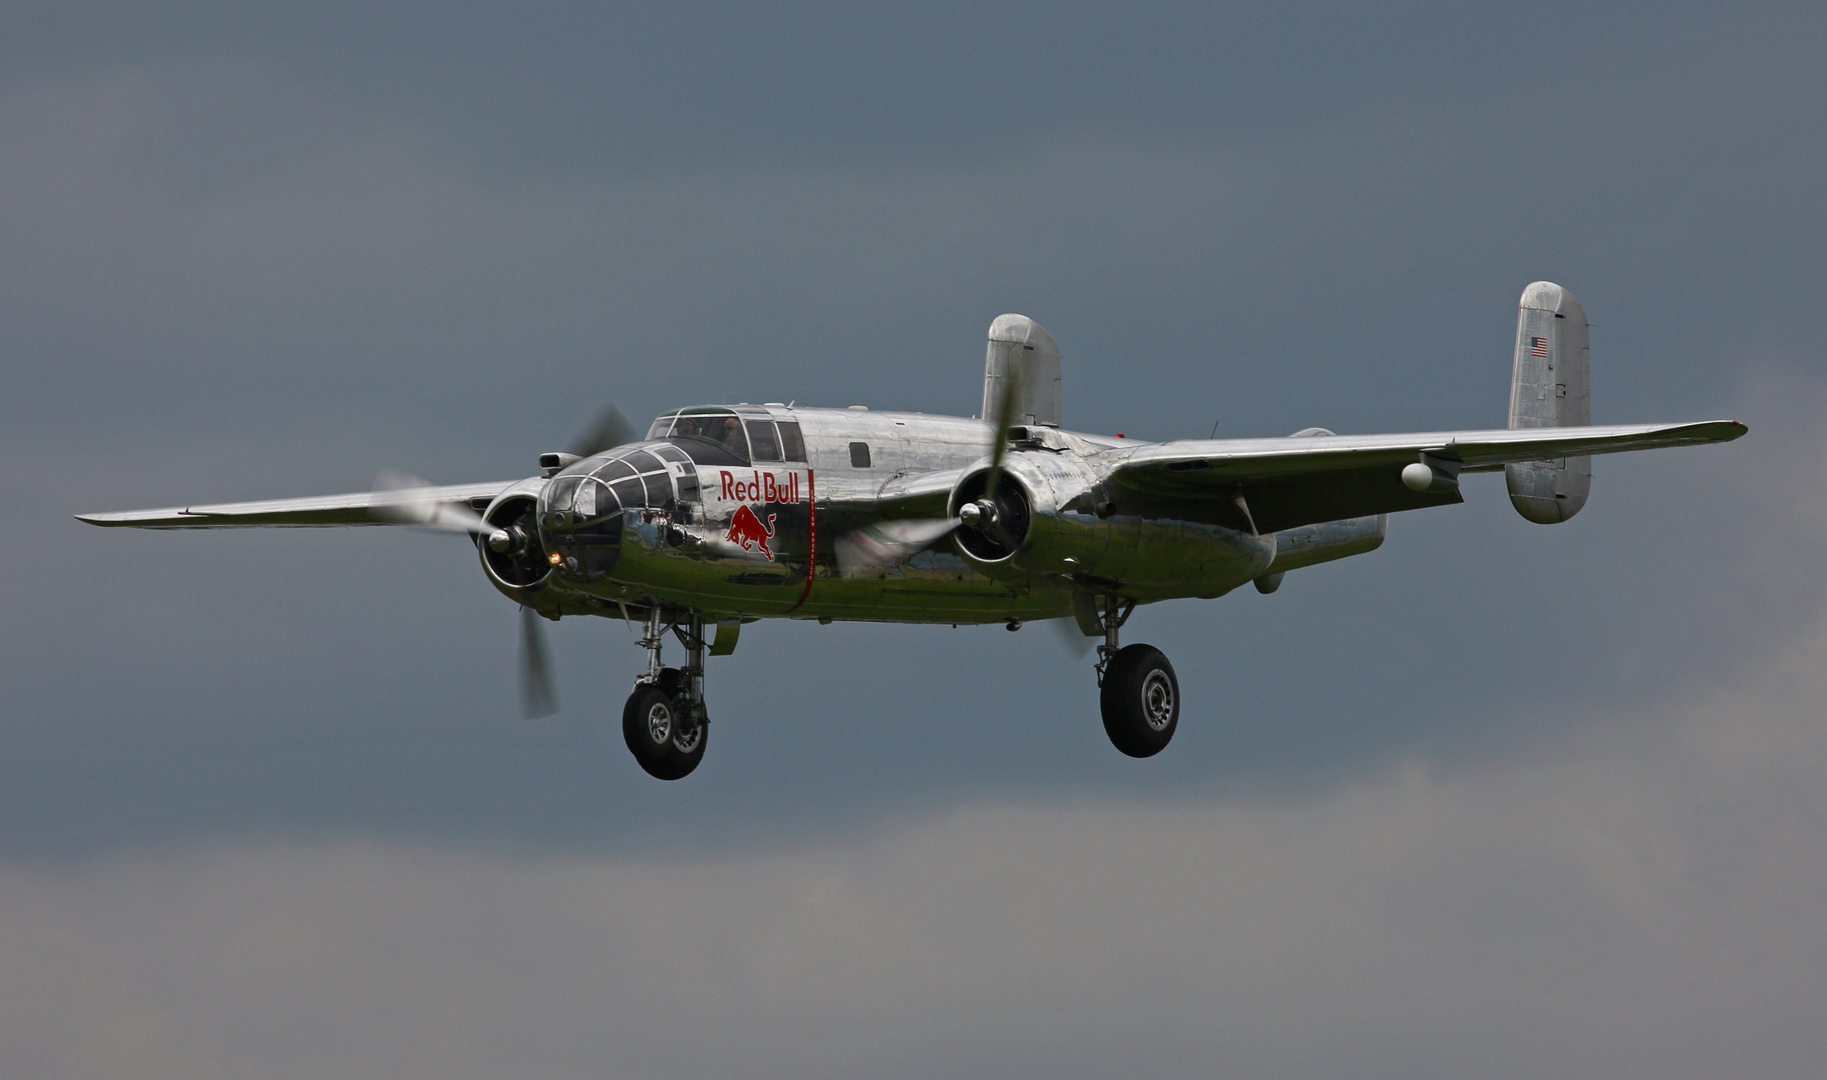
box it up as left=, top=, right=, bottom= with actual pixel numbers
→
left=537, top=442, right=698, bottom=579
left=535, top=409, right=808, bottom=581
left=646, top=406, right=807, bottom=467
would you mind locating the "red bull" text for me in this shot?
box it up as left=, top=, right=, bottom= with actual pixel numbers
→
left=719, top=470, right=802, bottom=504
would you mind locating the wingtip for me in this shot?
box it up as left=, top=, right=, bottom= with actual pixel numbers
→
left=1688, top=420, right=1748, bottom=442
left=75, top=510, right=166, bottom=527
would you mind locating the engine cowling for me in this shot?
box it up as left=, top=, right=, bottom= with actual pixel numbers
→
left=477, top=484, right=553, bottom=602
left=947, top=452, right=1106, bottom=578
left=950, top=469, right=1031, bottom=562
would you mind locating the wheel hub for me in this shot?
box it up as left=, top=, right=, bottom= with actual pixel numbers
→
left=1140, top=670, right=1175, bottom=731
left=645, top=702, right=674, bottom=745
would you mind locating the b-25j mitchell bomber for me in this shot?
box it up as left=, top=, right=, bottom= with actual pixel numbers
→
left=81, top=283, right=1745, bottom=779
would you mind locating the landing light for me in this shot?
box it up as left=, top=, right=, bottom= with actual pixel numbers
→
left=547, top=551, right=562, bottom=565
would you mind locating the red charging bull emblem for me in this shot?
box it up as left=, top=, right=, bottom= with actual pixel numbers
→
left=725, top=504, right=777, bottom=560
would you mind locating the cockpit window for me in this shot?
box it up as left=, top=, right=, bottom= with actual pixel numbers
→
left=594, top=458, right=636, bottom=482
left=610, top=477, right=645, bottom=508
left=573, top=479, right=601, bottom=518
left=620, top=449, right=663, bottom=474
left=646, top=408, right=750, bottom=465
left=708, top=416, right=746, bottom=456
left=746, top=420, right=781, bottom=462
left=537, top=474, right=624, bottom=580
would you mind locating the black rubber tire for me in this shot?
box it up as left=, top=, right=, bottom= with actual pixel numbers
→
left=1100, top=643, right=1180, bottom=758
left=622, top=683, right=707, bottom=780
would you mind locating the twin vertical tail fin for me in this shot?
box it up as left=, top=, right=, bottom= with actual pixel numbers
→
left=981, top=314, right=1062, bottom=428
left=1506, top=281, right=1592, bottom=523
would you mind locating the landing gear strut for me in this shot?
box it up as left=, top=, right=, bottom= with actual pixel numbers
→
left=1092, top=595, right=1179, bottom=758
left=622, top=607, right=709, bottom=780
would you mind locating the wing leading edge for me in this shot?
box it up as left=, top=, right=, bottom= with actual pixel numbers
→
left=1106, top=420, right=1745, bottom=535
left=76, top=481, right=519, bottom=529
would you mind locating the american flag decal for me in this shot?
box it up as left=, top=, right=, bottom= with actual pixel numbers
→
left=1529, top=336, right=1549, bottom=358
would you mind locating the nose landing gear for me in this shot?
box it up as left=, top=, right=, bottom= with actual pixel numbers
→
left=622, top=607, right=710, bottom=780
left=1091, top=595, right=1179, bottom=758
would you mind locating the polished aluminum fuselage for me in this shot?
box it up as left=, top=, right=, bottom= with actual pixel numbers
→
left=503, top=406, right=1379, bottom=626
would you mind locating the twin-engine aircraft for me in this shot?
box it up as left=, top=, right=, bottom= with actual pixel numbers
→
left=81, top=283, right=1744, bottom=779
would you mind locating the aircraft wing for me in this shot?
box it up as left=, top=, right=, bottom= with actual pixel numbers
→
left=1105, top=420, right=1745, bottom=534
left=76, top=480, right=520, bottom=529
left=872, top=467, right=971, bottom=518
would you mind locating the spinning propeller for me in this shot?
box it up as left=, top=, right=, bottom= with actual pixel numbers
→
left=369, top=405, right=639, bottom=719
left=371, top=469, right=492, bottom=534
left=567, top=404, right=639, bottom=460
left=835, top=367, right=1028, bottom=574
left=960, top=366, right=1028, bottom=554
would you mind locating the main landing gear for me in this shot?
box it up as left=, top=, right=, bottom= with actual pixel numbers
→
left=622, top=607, right=709, bottom=780
left=1092, top=595, right=1180, bottom=758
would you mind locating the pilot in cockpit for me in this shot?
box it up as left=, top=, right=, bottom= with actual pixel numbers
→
left=715, top=417, right=745, bottom=453
left=673, top=418, right=699, bottom=439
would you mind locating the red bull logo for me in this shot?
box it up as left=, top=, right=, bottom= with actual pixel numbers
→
left=725, top=504, right=777, bottom=560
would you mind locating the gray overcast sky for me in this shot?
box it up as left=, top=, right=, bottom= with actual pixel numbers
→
left=3, top=3, right=1825, bottom=1077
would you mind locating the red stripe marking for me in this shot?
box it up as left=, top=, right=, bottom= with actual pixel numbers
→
left=787, top=469, right=817, bottom=612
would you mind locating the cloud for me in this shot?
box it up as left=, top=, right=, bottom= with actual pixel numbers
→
left=1, top=11, right=1824, bottom=1072
left=5, top=599, right=1826, bottom=1079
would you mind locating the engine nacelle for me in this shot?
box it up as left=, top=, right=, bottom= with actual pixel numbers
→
left=947, top=451, right=1107, bottom=578
left=477, top=481, right=555, bottom=606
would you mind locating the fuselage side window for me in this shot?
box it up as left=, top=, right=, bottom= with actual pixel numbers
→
left=778, top=421, right=806, bottom=462
left=850, top=441, right=871, bottom=468
left=747, top=420, right=782, bottom=462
